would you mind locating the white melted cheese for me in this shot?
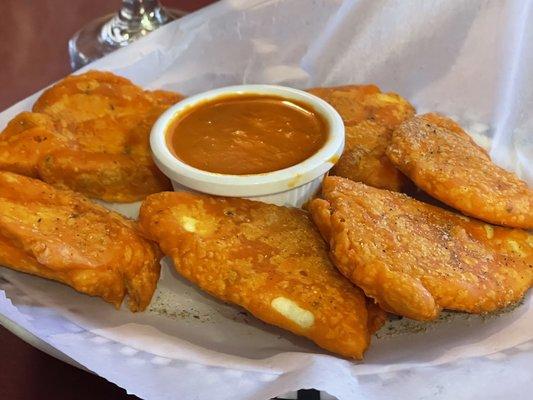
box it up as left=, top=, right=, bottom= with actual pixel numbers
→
left=507, top=240, right=526, bottom=257
left=271, top=297, right=314, bottom=329
left=181, top=216, right=198, bottom=233
left=483, top=224, right=494, bottom=239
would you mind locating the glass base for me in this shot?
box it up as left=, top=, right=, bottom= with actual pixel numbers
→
left=68, top=8, right=186, bottom=71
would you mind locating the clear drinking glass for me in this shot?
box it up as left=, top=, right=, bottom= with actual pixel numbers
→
left=68, top=0, right=186, bottom=70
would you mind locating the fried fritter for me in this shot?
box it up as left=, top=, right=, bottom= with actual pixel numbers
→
left=139, top=192, right=385, bottom=359
left=37, top=149, right=171, bottom=202
left=0, top=112, right=73, bottom=177
left=0, top=70, right=183, bottom=202
left=387, top=113, right=533, bottom=229
left=307, top=85, right=415, bottom=191
left=309, top=176, right=533, bottom=321
left=0, top=171, right=161, bottom=311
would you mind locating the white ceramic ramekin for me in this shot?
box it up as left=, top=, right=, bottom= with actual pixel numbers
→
left=150, top=84, right=344, bottom=207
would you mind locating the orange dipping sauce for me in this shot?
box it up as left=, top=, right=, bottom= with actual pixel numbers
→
left=166, top=94, right=328, bottom=175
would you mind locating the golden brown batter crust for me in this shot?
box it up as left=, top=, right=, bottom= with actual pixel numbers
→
left=387, top=113, right=533, bottom=228
left=0, top=71, right=183, bottom=202
left=0, top=171, right=161, bottom=311
left=139, top=191, right=385, bottom=359
left=309, top=176, right=533, bottom=321
left=308, top=84, right=415, bottom=192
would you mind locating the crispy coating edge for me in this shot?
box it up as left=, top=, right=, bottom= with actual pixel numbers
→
left=138, top=191, right=388, bottom=358
left=5, top=70, right=180, bottom=202
left=309, top=176, right=533, bottom=321
left=387, top=113, right=533, bottom=228
left=307, top=84, right=415, bottom=192
left=0, top=171, right=162, bottom=311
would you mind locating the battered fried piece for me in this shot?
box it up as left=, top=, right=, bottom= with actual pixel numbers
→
left=0, top=70, right=183, bottom=202
left=139, top=192, right=385, bottom=359
left=0, top=112, right=74, bottom=177
left=307, top=85, right=415, bottom=191
left=0, top=172, right=161, bottom=311
left=387, top=113, right=533, bottom=228
left=309, top=176, right=533, bottom=321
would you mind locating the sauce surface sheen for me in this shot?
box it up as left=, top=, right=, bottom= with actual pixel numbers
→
left=167, top=94, right=328, bottom=175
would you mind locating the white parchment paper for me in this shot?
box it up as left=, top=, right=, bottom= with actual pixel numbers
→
left=1, top=1, right=532, bottom=399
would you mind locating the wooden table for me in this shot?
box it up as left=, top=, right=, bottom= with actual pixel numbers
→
left=0, top=0, right=215, bottom=110
left=0, top=1, right=214, bottom=399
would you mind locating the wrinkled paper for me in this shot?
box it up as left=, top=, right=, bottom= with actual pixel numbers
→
left=0, top=1, right=532, bottom=399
